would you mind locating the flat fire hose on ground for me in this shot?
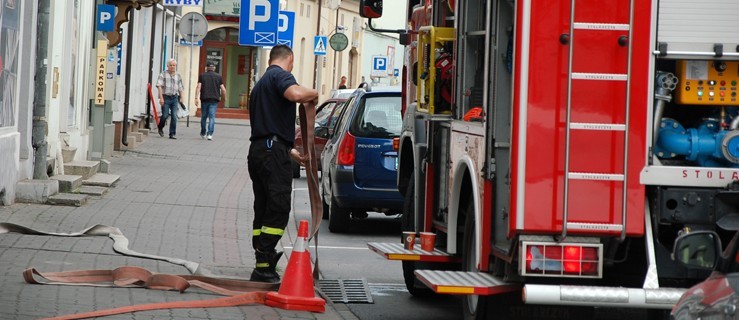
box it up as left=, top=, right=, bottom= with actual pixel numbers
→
left=24, top=266, right=275, bottom=320
left=2, top=103, right=323, bottom=319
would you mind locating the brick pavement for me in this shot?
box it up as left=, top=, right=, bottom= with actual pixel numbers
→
left=0, top=118, right=355, bottom=319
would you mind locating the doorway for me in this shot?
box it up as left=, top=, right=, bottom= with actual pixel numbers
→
left=200, top=27, right=256, bottom=109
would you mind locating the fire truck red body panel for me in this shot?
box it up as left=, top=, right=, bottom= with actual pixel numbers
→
left=510, top=0, right=649, bottom=237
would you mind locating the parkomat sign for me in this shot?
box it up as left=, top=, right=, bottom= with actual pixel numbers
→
left=162, top=0, right=203, bottom=5
left=95, top=40, right=107, bottom=105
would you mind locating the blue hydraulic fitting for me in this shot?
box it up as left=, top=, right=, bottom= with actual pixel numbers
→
left=655, top=118, right=739, bottom=167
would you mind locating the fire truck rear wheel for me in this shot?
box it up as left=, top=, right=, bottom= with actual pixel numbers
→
left=401, top=175, right=433, bottom=297
left=462, top=201, right=489, bottom=320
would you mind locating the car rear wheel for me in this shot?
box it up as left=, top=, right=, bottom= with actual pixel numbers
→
left=321, top=185, right=329, bottom=220
left=328, top=196, right=350, bottom=233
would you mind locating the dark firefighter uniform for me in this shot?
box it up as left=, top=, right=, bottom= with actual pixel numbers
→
left=247, top=64, right=298, bottom=282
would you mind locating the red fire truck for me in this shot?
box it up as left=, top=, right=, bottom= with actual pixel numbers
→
left=360, top=0, right=739, bottom=318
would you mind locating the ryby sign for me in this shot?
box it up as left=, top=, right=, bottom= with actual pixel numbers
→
left=162, top=0, right=203, bottom=5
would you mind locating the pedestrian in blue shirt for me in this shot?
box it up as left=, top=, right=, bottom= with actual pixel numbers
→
left=247, top=45, right=318, bottom=283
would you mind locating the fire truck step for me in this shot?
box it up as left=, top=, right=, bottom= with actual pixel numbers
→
left=414, top=270, right=520, bottom=295
left=366, top=242, right=459, bottom=262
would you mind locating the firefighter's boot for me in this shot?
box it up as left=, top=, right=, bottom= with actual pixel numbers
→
left=269, top=251, right=284, bottom=274
left=250, top=250, right=281, bottom=283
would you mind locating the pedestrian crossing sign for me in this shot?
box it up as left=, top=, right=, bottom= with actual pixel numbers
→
left=314, top=36, right=327, bottom=56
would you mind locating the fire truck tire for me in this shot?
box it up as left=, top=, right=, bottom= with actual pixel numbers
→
left=401, top=175, right=433, bottom=297
left=328, top=196, right=350, bottom=233
left=462, top=203, right=488, bottom=320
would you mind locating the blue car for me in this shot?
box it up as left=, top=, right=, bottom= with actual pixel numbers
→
left=318, top=86, right=403, bottom=233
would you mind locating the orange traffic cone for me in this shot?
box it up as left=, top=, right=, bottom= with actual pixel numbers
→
left=265, top=220, right=326, bottom=312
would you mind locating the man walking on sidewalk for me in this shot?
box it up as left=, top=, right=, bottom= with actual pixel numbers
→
left=247, top=44, right=318, bottom=283
left=156, top=59, right=185, bottom=139
left=195, top=61, right=226, bottom=140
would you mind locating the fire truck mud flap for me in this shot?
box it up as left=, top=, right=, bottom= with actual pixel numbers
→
left=522, top=284, right=686, bottom=309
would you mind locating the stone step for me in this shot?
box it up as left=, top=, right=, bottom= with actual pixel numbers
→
left=78, top=186, right=108, bottom=196
left=98, top=159, right=111, bottom=174
left=47, top=193, right=88, bottom=207
left=129, top=131, right=143, bottom=143
left=50, top=175, right=83, bottom=193
left=64, top=160, right=99, bottom=180
left=120, top=137, right=139, bottom=150
left=82, top=173, right=119, bottom=187
left=15, top=179, right=59, bottom=204
left=61, top=147, right=77, bottom=163
left=138, top=128, right=150, bottom=136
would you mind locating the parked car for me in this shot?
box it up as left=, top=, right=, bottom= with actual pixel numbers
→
left=292, top=98, right=347, bottom=178
left=318, top=86, right=404, bottom=232
left=329, top=88, right=356, bottom=99
left=670, top=213, right=739, bottom=320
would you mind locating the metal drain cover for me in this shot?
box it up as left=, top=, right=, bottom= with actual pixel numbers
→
left=318, top=279, right=373, bottom=303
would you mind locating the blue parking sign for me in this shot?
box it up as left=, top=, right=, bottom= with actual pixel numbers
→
left=97, top=4, right=115, bottom=32
left=373, top=56, right=387, bottom=71
left=371, top=56, right=388, bottom=77
left=277, top=11, right=295, bottom=48
left=239, top=0, right=279, bottom=46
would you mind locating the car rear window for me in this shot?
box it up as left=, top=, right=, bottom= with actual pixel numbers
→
left=350, top=95, right=402, bottom=138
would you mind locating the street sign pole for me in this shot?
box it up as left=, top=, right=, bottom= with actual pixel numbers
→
left=187, top=20, right=194, bottom=127
left=178, top=12, right=208, bottom=128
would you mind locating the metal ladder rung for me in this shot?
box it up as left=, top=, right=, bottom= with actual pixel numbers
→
left=572, top=73, right=628, bottom=81
left=570, top=123, right=626, bottom=131
left=573, top=22, right=630, bottom=31
left=568, top=172, right=624, bottom=181
left=566, top=222, right=624, bottom=232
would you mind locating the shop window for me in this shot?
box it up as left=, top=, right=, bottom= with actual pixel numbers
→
left=204, top=29, right=226, bottom=41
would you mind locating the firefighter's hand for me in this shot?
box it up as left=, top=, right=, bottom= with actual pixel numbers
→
left=304, top=100, right=317, bottom=109
left=290, top=148, right=309, bottom=167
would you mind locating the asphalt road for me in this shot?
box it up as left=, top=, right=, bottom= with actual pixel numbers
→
left=292, top=176, right=461, bottom=320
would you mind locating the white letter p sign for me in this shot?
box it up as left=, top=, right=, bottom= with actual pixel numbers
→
left=249, top=0, right=271, bottom=30
left=100, top=12, right=112, bottom=24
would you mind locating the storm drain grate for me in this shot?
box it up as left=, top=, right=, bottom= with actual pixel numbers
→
left=317, top=279, right=373, bottom=303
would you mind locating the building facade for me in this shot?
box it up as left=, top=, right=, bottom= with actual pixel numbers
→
left=0, top=0, right=364, bottom=206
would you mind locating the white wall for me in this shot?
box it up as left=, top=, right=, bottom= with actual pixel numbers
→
left=360, top=0, right=406, bottom=86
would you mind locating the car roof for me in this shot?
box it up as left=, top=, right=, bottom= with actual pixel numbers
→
left=366, top=86, right=401, bottom=93
left=330, top=89, right=356, bottom=99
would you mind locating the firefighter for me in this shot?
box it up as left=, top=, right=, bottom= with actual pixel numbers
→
left=247, top=45, right=318, bottom=282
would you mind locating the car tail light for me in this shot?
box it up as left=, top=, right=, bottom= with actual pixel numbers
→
left=522, top=242, right=602, bottom=278
left=393, top=137, right=399, bottom=151
left=337, top=131, right=356, bottom=165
